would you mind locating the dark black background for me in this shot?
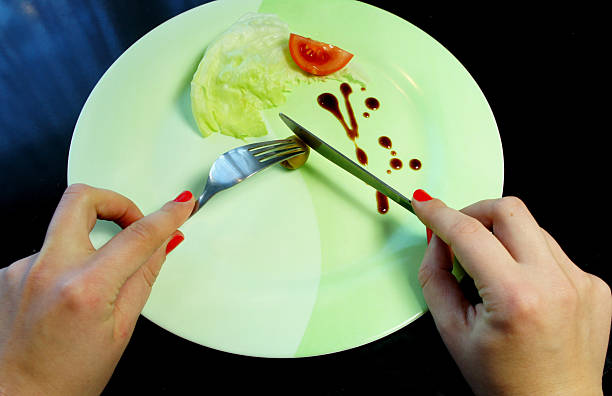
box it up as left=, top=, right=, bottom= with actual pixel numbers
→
left=1, top=1, right=608, bottom=395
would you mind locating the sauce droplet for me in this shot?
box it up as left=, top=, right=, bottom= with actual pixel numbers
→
left=409, top=159, right=422, bottom=170
left=378, top=136, right=392, bottom=149
left=386, top=169, right=392, bottom=174
left=360, top=86, right=366, bottom=91
left=390, top=158, right=403, bottom=170
left=363, top=112, right=370, bottom=118
left=365, top=97, right=380, bottom=110
left=356, top=147, right=368, bottom=166
left=317, top=93, right=343, bottom=123
left=376, top=191, right=389, bottom=214
left=340, top=82, right=352, bottom=96
left=390, top=150, right=397, bottom=156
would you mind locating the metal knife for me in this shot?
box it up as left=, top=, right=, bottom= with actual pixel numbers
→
left=279, top=113, right=414, bottom=214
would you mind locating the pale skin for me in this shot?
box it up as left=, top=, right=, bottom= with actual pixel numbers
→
left=412, top=190, right=612, bottom=396
left=0, top=184, right=195, bottom=395
left=0, top=184, right=610, bottom=395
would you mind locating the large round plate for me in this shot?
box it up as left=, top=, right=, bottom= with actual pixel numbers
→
left=68, top=0, right=503, bottom=357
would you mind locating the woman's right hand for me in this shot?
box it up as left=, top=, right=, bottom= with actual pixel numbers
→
left=412, top=189, right=611, bottom=396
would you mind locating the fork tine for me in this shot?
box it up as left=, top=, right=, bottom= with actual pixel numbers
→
left=259, top=148, right=306, bottom=166
left=242, top=138, right=293, bottom=151
left=250, top=141, right=302, bottom=157
left=257, top=145, right=305, bottom=161
left=191, top=138, right=308, bottom=218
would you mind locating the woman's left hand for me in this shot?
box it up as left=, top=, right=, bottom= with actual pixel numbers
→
left=0, top=184, right=195, bottom=395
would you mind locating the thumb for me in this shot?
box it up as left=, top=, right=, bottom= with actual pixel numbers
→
left=412, top=189, right=472, bottom=335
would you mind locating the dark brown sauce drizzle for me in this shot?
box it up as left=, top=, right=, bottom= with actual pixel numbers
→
left=317, top=93, right=352, bottom=137
left=319, top=83, right=402, bottom=212
left=390, top=150, right=397, bottom=156
left=365, top=97, right=380, bottom=110
left=317, top=83, right=359, bottom=141
left=339, top=83, right=357, bottom=139
left=317, top=83, right=369, bottom=165
left=409, top=159, right=422, bottom=170
left=376, top=191, right=389, bottom=214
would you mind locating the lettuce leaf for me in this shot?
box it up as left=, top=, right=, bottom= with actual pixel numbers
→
left=190, top=13, right=363, bottom=139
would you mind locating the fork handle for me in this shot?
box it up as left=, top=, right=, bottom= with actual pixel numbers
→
left=190, top=186, right=218, bottom=217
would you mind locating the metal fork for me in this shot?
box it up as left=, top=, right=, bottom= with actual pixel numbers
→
left=190, top=137, right=307, bottom=217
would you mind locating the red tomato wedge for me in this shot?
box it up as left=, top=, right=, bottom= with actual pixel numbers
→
left=288, top=33, right=354, bottom=76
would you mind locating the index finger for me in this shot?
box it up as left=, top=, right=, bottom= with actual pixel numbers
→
left=460, top=197, right=550, bottom=264
left=412, top=191, right=516, bottom=288
left=93, top=192, right=194, bottom=285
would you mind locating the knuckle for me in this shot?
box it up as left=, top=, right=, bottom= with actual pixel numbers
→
left=493, top=196, right=527, bottom=219
left=448, top=216, right=482, bottom=239
left=141, top=264, right=161, bottom=289
left=60, top=184, right=93, bottom=209
left=64, top=183, right=91, bottom=197
left=58, top=277, right=102, bottom=312
left=160, top=201, right=188, bottom=224
left=589, top=275, right=611, bottom=300
left=58, top=280, right=87, bottom=311
left=499, top=291, right=542, bottom=326
left=3, top=262, right=23, bottom=287
left=417, top=263, right=434, bottom=289
left=125, top=220, right=158, bottom=245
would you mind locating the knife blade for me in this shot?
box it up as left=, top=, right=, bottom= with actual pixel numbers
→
left=279, top=113, right=414, bottom=214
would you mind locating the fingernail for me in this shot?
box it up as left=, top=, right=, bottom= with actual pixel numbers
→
left=426, top=228, right=433, bottom=245
left=166, top=235, right=184, bottom=254
left=173, top=191, right=193, bottom=202
left=413, top=189, right=433, bottom=202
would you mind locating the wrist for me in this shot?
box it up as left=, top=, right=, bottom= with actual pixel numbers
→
left=474, top=383, right=603, bottom=396
left=469, top=373, right=603, bottom=396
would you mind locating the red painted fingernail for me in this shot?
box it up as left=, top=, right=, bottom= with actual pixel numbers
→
left=166, top=235, right=184, bottom=255
left=173, top=191, right=192, bottom=202
left=426, top=228, right=433, bottom=245
left=413, top=189, right=433, bottom=202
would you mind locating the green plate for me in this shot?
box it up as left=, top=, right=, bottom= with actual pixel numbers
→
left=68, top=0, right=503, bottom=357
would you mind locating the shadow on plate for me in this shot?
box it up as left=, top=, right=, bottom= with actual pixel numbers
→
left=299, top=162, right=411, bottom=241
left=175, top=53, right=205, bottom=138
